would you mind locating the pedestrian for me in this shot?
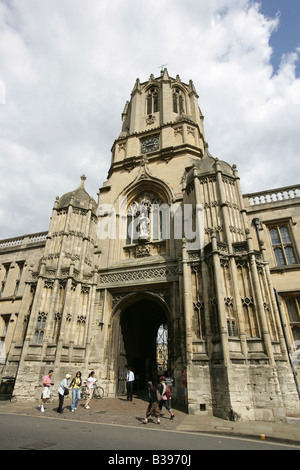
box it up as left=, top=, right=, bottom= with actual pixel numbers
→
left=70, top=371, right=82, bottom=412
left=84, top=371, right=96, bottom=409
left=57, top=374, right=71, bottom=413
left=40, top=369, right=54, bottom=412
left=158, top=376, right=175, bottom=420
left=126, top=367, right=135, bottom=401
left=142, top=381, right=160, bottom=424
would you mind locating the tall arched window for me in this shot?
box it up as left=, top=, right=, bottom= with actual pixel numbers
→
left=156, top=324, right=168, bottom=373
left=173, top=88, right=185, bottom=114
left=146, top=87, right=159, bottom=114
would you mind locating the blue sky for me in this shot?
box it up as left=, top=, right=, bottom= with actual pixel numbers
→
left=260, top=0, right=300, bottom=75
left=0, top=0, right=300, bottom=238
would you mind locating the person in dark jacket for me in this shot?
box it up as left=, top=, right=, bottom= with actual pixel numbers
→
left=142, top=381, right=160, bottom=424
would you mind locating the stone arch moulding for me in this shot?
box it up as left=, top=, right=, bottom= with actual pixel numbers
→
left=117, top=178, right=175, bottom=209
left=111, top=290, right=171, bottom=323
left=110, top=290, right=173, bottom=393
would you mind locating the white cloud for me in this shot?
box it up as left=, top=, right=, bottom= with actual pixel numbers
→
left=0, top=0, right=299, bottom=238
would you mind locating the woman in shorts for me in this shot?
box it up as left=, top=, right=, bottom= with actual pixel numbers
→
left=40, top=370, right=54, bottom=412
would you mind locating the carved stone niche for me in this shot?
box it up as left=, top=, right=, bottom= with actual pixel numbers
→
left=123, top=240, right=166, bottom=259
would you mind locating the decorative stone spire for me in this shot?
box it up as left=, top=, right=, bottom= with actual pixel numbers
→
left=80, top=174, right=87, bottom=188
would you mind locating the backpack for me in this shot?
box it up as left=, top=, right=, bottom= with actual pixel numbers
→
left=165, top=384, right=172, bottom=399
left=155, top=387, right=162, bottom=402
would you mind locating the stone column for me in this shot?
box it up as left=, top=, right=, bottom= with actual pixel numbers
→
left=246, top=231, right=275, bottom=365
left=211, top=231, right=230, bottom=366
left=181, top=239, right=194, bottom=365
left=215, top=159, right=233, bottom=253
left=260, top=241, right=288, bottom=360
left=54, top=264, right=74, bottom=367
left=84, top=271, right=98, bottom=367
left=193, top=167, right=205, bottom=252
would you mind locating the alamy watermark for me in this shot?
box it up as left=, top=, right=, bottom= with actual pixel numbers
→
left=96, top=196, right=205, bottom=250
left=0, top=80, right=6, bottom=105
left=0, top=342, right=6, bottom=365
left=291, top=340, right=300, bottom=364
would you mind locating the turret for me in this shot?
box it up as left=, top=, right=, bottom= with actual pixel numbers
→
left=110, top=68, right=207, bottom=169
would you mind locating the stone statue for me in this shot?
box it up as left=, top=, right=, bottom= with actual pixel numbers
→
left=138, top=210, right=149, bottom=240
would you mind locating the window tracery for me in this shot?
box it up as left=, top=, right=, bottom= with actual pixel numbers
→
left=269, top=224, right=297, bottom=266
left=146, top=87, right=159, bottom=115
left=173, top=88, right=185, bottom=114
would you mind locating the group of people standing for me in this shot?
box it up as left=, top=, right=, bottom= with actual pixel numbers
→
left=40, top=368, right=176, bottom=424
left=40, top=370, right=96, bottom=414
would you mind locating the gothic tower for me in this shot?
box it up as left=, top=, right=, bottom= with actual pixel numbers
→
left=96, top=68, right=300, bottom=420
left=11, top=176, right=98, bottom=398
left=5, top=69, right=300, bottom=422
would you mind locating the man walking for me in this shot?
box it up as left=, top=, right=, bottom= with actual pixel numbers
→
left=126, top=367, right=135, bottom=401
left=142, top=381, right=160, bottom=424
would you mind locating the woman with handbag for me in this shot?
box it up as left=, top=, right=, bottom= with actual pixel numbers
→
left=57, top=374, right=71, bottom=414
left=70, top=371, right=82, bottom=412
left=158, top=376, right=175, bottom=420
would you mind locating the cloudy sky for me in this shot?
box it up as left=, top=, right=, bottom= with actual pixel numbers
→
left=0, top=0, right=299, bottom=239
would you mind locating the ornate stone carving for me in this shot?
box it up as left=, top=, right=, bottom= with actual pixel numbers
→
left=99, top=265, right=178, bottom=285
left=77, top=315, right=86, bottom=323
left=43, top=280, right=54, bottom=289
left=146, top=114, right=156, bottom=126
left=81, top=285, right=90, bottom=294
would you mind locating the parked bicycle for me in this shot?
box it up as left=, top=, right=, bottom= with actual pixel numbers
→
left=80, top=381, right=104, bottom=400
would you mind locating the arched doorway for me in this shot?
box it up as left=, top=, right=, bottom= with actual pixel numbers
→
left=113, top=293, right=170, bottom=396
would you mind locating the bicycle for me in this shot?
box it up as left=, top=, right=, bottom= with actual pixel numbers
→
left=80, top=382, right=104, bottom=400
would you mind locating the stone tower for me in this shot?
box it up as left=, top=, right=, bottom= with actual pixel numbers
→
left=11, top=175, right=98, bottom=398
left=4, top=69, right=300, bottom=421
left=95, top=68, right=300, bottom=420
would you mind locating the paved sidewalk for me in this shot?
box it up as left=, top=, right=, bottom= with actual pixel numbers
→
left=1, top=395, right=300, bottom=446
left=176, top=412, right=300, bottom=446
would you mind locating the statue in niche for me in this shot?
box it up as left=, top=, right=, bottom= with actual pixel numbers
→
left=138, top=208, right=149, bottom=241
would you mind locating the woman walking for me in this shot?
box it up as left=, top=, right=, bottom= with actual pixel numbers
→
left=84, top=371, right=96, bottom=409
left=70, top=371, right=82, bottom=412
left=158, top=376, right=175, bottom=419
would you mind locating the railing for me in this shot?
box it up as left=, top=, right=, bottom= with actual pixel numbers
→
left=0, top=232, right=48, bottom=250
left=243, top=184, right=300, bottom=207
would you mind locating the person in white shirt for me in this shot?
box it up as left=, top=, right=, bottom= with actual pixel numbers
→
left=126, top=368, right=135, bottom=401
left=85, top=371, right=97, bottom=409
left=57, top=374, right=71, bottom=414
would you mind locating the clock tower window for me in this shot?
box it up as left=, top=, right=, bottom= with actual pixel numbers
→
left=173, top=88, right=185, bottom=114
left=146, top=87, right=159, bottom=114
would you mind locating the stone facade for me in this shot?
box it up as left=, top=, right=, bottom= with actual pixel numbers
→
left=1, top=69, right=300, bottom=422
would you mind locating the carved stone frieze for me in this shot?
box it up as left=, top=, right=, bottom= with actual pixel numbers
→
left=99, top=265, right=178, bottom=285
left=65, top=252, right=80, bottom=261
left=124, top=241, right=166, bottom=259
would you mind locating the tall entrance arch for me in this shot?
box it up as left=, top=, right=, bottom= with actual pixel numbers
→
left=112, top=293, right=170, bottom=395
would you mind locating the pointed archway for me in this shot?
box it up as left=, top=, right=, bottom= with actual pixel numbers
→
left=112, top=292, right=171, bottom=395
